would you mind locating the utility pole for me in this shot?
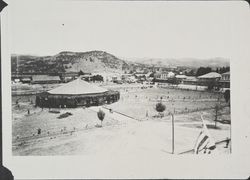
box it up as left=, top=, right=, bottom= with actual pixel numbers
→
left=171, top=113, right=175, bottom=154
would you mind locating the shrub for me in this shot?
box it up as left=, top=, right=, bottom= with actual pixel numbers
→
left=224, top=90, right=230, bottom=104
left=97, top=109, right=105, bottom=127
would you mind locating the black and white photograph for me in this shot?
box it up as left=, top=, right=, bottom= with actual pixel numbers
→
left=1, top=0, right=250, bottom=179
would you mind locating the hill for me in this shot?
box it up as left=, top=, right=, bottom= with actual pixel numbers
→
left=11, top=51, right=130, bottom=74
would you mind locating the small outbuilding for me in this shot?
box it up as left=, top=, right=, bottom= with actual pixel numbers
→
left=175, top=75, right=187, bottom=84
left=32, top=75, right=61, bottom=84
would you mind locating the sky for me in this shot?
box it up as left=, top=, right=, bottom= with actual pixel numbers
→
left=7, top=0, right=245, bottom=59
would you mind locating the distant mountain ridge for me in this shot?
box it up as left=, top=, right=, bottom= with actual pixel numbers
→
left=124, top=57, right=230, bottom=68
left=11, top=51, right=230, bottom=75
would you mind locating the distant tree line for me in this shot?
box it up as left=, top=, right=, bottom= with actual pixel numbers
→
left=215, top=67, right=230, bottom=74
left=195, top=67, right=212, bottom=76
left=195, top=66, right=230, bottom=77
left=184, top=69, right=195, bottom=76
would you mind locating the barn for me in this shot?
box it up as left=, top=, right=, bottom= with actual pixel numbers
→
left=35, top=78, right=120, bottom=108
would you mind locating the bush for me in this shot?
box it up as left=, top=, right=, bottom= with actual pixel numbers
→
left=97, top=109, right=105, bottom=127
left=57, top=112, right=73, bottom=119
left=49, top=110, right=60, bottom=114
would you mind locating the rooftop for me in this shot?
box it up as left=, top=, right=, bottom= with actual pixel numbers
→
left=198, top=72, right=222, bottom=79
left=222, top=71, right=230, bottom=75
left=176, top=75, right=187, bottom=79
left=48, top=78, right=108, bottom=95
left=32, top=75, right=60, bottom=81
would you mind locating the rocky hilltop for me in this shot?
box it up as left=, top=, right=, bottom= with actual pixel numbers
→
left=11, top=51, right=130, bottom=74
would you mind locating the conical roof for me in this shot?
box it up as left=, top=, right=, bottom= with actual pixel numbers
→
left=48, top=78, right=108, bottom=95
left=198, top=72, right=222, bottom=79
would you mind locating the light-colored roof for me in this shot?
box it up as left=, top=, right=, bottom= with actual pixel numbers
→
left=21, top=78, right=31, bottom=81
left=134, top=73, right=147, bottom=76
left=176, top=75, right=187, bottom=79
left=48, top=78, right=108, bottom=95
left=222, top=71, right=230, bottom=75
left=198, top=72, right=222, bottom=79
left=184, top=76, right=197, bottom=81
left=80, top=74, right=93, bottom=78
left=32, top=75, right=60, bottom=81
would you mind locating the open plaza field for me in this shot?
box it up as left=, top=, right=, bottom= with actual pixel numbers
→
left=12, top=83, right=231, bottom=155
left=105, top=85, right=227, bottom=120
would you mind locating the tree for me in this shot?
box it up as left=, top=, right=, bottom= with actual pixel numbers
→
left=213, top=103, right=222, bottom=128
left=155, top=102, right=166, bottom=118
left=218, top=66, right=230, bottom=74
left=97, top=109, right=105, bottom=127
left=185, top=69, right=195, bottom=76
left=224, top=90, right=230, bottom=104
left=37, top=128, right=41, bottom=135
left=207, top=80, right=217, bottom=91
left=196, top=67, right=212, bottom=76
left=92, top=75, right=104, bottom=82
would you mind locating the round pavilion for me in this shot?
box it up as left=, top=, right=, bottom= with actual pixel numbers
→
left=35, top=78, right=120, bottom=108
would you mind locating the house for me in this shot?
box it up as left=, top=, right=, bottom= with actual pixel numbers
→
left=198, top=72, right=221, bottom=87
left=198, top=72, right=221, bottom=81
left=134, top=73, right=147, bottom=81
left=154, top=72, right=161, bottom=79
left=198, top=72, right=221, bottom=80
left=219, top=71, right=230, bottom=88
left=221, top=71, right=230, bottom=81
left=61, top=72, right=79, bottom=82
left=175, top=74, right=187, bottom=84
left=11, top=74, right=32, bottom=82
left=154, top=71, right=175, bottom=80
left=183, top=76, right=198, bottom=85
left=121, top=74, right=133, bottom=82
left=20, top=77, right=31, bottom=83
left=31, top=75, right=61, bottom=84
left=160, top=72, right=168, bottom=80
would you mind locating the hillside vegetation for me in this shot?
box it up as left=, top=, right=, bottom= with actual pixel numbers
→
left=11, top=51, right=130, bottom=74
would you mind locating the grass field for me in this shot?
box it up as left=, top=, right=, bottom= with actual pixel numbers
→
left=105, top=86, right=226, bottom=120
